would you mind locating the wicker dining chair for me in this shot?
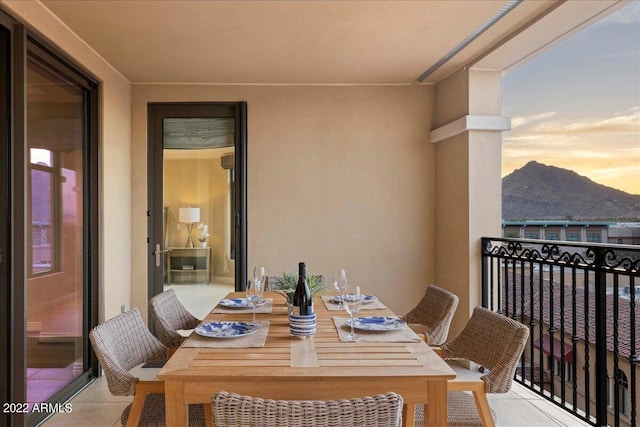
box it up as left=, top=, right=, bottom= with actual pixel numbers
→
left=149, top=288, right=201, bottom=348
left=210, top=391, right=403, bottom=427
left=415, top=306, right=529, bottom=426
left=404, top=285, right=459, bottom=346
left=89, top=308, right=206, bottom=427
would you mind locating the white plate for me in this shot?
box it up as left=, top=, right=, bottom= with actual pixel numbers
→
left=195, top=321, right=258, bottom=338
left=218, top=298, right=265, bottom=308
left=333, top=294, right=378, bottom=304
left=346, top=316, right=406, bottom=331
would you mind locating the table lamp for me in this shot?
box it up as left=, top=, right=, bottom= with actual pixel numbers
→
left=178, top=207, right=200, bottom=248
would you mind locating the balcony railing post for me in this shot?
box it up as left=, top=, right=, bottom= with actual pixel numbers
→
left=593, top=246, right=608, bottom=427
left=481, top=238, right=489, bottom=308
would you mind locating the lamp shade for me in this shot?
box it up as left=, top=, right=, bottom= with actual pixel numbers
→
left=178, top=207, right=200, bottom=223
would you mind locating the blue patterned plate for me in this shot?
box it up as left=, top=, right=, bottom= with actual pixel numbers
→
left=332, top=294, right=378, bottom=304
left=195, top=321, right=258, bottom=338
left=346, top=316, right=406, bottom=331
left=218, top=298, right=265, bottom=308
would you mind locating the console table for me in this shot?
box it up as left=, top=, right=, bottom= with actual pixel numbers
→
left=167, top=247, right=211, bottom=284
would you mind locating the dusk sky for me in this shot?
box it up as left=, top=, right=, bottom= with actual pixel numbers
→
left=502, top=1, right=640, bottom=195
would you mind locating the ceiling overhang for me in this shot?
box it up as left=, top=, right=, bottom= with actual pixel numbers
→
left=1, top=0, right=627, bottom=85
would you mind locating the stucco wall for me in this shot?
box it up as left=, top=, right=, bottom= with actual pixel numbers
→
left=3, top=0, right=133, bottom=321
left=131, top=84, right=436, bottom=319
left=433, top=68, right=503, bottom=339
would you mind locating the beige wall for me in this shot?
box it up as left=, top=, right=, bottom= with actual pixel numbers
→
left=132, top=84, right=435, bottom=318
left=3, top=0, right=133, bottom=321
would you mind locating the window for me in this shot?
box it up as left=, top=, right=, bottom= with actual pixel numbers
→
left=566, top=232, right=579, bottom=241
left=546, top=232, right=559, bottom=240
left=548, top=356, right=573, bottom=383
left=616, top=370, right=629, bottom=417
left=525, top=232, right=539, bottom=239
left=29, top=148, right=56, bottom=274
left=587, top=232, right=601, bottom=243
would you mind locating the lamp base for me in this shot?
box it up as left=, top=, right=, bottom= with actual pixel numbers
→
left=185, top=223, right=195, bottom=248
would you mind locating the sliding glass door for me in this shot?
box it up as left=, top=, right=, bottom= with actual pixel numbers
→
left=0, top=9, right=99, bottom=426
left=25, top=49, right=87, bottom=413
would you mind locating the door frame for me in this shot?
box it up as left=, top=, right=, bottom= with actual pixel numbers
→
left=147, top=102, right=248, bottom=307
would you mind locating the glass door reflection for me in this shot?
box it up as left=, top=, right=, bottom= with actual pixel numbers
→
left=26, top=55, right=85, bottom=404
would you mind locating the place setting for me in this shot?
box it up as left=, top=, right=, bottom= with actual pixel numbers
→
left=321, top=269, right=387, bottom=310
left=213, top=267, right=274, bottom=314
left=183, top=267, right=271, bottom=348
left=182, top=319, right=271, bottom=348
left=213, top=296, right=274, bottom=314
left=332, top=285, right=421, bottom=343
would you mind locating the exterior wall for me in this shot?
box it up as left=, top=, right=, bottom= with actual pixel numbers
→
left=131, top=84, right=436, bottom=320
left=2, top=0, right=133, bottom=321
left=526, top=326, right=637, bottom=427
left=502, top=221, right=640, bottom=244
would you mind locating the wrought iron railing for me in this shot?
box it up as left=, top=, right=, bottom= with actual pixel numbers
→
left=481, top=237, right=639, bottom=427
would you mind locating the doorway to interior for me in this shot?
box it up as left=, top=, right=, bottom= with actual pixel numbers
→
left=147, top=103, right=247, bottom=312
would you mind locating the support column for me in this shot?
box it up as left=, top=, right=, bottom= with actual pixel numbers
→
left=432, top=68, right=509, bottom=337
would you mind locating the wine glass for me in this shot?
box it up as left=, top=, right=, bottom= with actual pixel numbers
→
left=332, top=269, right=348, bottom=294
left=253, top=266, right=266, bottom=288
left=342, top=285, right=362, bottom=341
left=246, top=279, right=264, bottom=324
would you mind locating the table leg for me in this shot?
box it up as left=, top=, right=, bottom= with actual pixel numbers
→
left=402, top=402, right=416, bottom=427
left=164, top=380, right=188, bottom=427
left=425, top=381, right=448, bottom=426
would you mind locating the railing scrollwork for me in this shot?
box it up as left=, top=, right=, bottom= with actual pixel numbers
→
left=481, top=237, right=639, bottom=427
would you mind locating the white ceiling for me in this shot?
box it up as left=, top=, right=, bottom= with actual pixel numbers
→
left=37, top=0, right=623, bottom=85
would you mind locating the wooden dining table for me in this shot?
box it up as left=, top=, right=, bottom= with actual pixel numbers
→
left=158, top=291, right=456, bottom=426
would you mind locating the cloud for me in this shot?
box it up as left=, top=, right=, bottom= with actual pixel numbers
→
left=510, top=111, right=556, bottom=129
left=507, top=106, right=639, bottom=137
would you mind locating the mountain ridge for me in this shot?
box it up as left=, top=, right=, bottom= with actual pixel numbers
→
left=502, top=161, right=640, bottom=221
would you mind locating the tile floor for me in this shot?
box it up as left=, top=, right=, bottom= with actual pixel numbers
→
left=41, top=283, right=590, bottom=427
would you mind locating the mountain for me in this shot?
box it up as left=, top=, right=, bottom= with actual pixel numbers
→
left=502, top=161, right=640, bottom=221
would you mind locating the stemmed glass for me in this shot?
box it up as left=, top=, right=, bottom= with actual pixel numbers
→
left=246, top=280, right=264, bottom=324
left=332, top=269, right=348, bottom=295
left=253, top=266, right=266, bottom=288
left=247, top=267, right=265, bottom=324
left=342, top=285, right=362, bottom=341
